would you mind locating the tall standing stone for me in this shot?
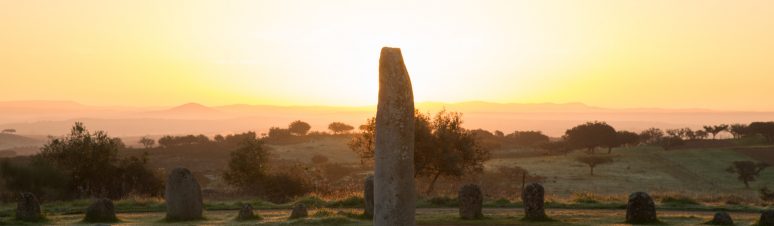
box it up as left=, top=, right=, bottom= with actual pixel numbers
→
left=364, top=175, right=374, bottom=218
left=625, top=192, right=658, bottom=224
left=522, top=183, right=548, bottom=220
left=458, top=184, right=483, bottom=219
left=165, top=168, right=203, bottom=221
left=761, top=210, right=774, bottom=226
left=707, top=211, right=733, bottom=225
left=84, top=198, right=118, bottom=222
left=374, top=47, right=416, bottom=226
left=16, top=192, right=41, bottom=221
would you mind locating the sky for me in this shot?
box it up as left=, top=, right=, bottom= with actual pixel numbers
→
left=1, top=0, right=773, bottom=110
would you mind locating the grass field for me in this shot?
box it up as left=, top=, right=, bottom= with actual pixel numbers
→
left=0, top=208, right=767, bottom=226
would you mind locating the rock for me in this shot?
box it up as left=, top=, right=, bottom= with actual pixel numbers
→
left=165, top=168, right=203, bottom=221
left=761, top=210, right=774, bottom=226
left=521, top=183, right=547, bottom=220
left=707, top=211, right=733, bottom=225
left=364, top=175, right=374, bottom=218
left=289, top=203, right=308, bottom=219
left=236, top=204, right=257, bottom=221
left=83, top=198, right=118, bottom=222
left=625, top=192, right=658, bottom=224
left=458, top=184, right=483, bottom=219
left=16, top=192, right=41, bottom=221
left=374, top=47, right=416, bottom=226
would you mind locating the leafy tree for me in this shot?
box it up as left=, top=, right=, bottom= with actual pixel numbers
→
left=564, top=121, right=617, bottom=154
left=639, top=128, right=664, bottom=145
left=494, top=130, right=505, bottom=137
left=349, top=110, right=490, bottom=195
left=38, top=122, right=161, bottom=199
left=658, top=136, right=684, bottom=150
left=729, top=123, right=749, bottom=139
left=327, top=122, right=354, bottom=134
left=267, top=127, right=292, bottom=139
left=694, top=130, right=709, bottom=140
left=575, top=155, right=614, bottom=176
left=138, top=136, right=155, bottom=149
left=507, top=131, right=550, bottom=147
left=616, top=131, right=640, bottom=147
left=726, top=161, right=769, bottom=188
left=703, top=124, right=729, bottom=139
left=288, top=120, right=311, bottom=136
left=747, top=122, right=774, bottom=143
left=223, top=138, right=269, bottom=192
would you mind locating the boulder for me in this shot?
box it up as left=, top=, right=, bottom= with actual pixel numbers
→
left=625, top=192, right=658, bottom=224
left=236, top=204, right=257, bottom=221
left=707, top=211, right=733, bottom=225
left=522, top=183, right=547, bottom=220
left=458, top=184, right=483, bottom=219
left=165, top=168, right=203, bottom=221
left=761, top=210, right=774, bottom=226
left=16, top=192, right=42, bottom=221
left=289, top=203, right=308, bottom=219
left=364, top=175, right=374, bottom=218
left=83, top=198, right=118, bottom=222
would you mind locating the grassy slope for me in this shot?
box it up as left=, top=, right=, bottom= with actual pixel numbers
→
left=487, top=146, right=774, bottom=199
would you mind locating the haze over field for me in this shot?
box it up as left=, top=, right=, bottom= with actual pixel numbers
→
left=2, top=100, right=774, bottom=138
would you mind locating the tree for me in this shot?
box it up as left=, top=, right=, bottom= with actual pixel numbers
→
left=288, top=120, right=311, bottom=136
left=747, top=122, right=774, bottom=143
left=138, top=136, right=155, bottom=149
left=729, top=123, right=749, bottom=139
left=694, top=130, right=709, bottom=140
left=564, top=121, right=617, bottom=154
left=616, top=131, right=640, bottom=148
left=1, top=129, right=15, bottom=134
left=223, top=138, right=270, bottom=192
left=703, top=124, right=729, bottom=139
left=659, top=136, right=684, bottom=150
left=38, top=122, right=162, bottom=199
left=575, top=155, right=614, bottom=176
left=327, top=122, right=354, bottom=134
left=639, top=128, right=664, bottom=145
left=507, top=131, right=550, bottom=147
left=726, top=161, right=769, bottom=188
left=348, top=110, right=490, bottom=195
left=540, top=140, right=572, bottom=155
left=267, top=127, right=292, bottom=139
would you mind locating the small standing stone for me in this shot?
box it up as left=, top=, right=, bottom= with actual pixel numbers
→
left=236, top=204, right=257, bottom=221
left=625, top=192, right=658, bottom=224
left=761, top=210, right=774, bottom=226
left=289, top=203, right=308, bottom=219
left=458, top=184, right=483, bottom=219
left=364, top=175, right=374, bottom=218
left=165, top=168, right=204, bottom=221
left=522, top=183, right=547, bottom=220
left=707, top=211, right=733, bottom=225
left=16, top=192, right=42, bottom=221
left=84, top=198, right=118, bottom=222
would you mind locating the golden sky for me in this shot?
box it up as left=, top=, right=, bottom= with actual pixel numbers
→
left=1, top=0, right=773, bottom=110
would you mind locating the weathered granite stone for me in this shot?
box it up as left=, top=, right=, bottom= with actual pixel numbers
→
left=84, top=198, right=118, bottom=222
left=236, top=204, right=257, bottom=221
left=522, top=183, right=547, bottom=220
left=165, top=168, right=203, bottom=221
left=458, top=184, right=483, bottom=219
left=364, top=175, right=374, bottom=218
left=760, top=210, right=774, bottom=226
left=707, top=211, right=733, bottom=225
left=625, top=192, right=658, bottom=224
left=374, top=47, right=416, bottom=226
left=16, top=192, right=41, bottom=221
left=289, top=203, right=308, bottom=219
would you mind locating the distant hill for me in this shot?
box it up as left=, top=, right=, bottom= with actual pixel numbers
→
left=1, top=100, right=773, bottom=137
left=0, top=133, right=45, bottom=150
